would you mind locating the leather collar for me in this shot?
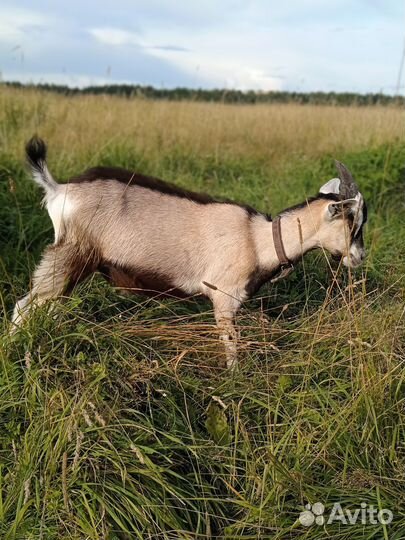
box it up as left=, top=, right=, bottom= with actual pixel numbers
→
left=271, top=216, right=295, bottom=283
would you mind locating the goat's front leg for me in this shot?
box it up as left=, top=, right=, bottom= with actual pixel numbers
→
left=212, top=295, right=241, bottom=369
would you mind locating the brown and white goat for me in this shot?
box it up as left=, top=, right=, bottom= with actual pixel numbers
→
left=12, top=137, right=367, bottom=367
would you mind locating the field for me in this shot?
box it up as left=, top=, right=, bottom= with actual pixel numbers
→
left=1, top=87, right=405, bottom=539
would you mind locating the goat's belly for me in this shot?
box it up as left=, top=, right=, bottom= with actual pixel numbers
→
left=99, top=262, right=197, bottom=298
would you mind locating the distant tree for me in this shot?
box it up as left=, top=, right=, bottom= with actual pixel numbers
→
left=2, top=81, right=404, bottom=107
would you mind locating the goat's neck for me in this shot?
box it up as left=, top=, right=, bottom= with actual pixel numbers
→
left=251, top=200, right=324, bottom=271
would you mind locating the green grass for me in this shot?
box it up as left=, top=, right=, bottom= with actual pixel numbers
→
left=1, top=95, right=405, bottom=539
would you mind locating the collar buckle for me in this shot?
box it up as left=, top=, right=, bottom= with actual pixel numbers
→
left=271, top=262, right=294, bottom=283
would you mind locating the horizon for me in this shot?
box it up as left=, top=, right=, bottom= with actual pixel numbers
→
left=3, top=79, right=404, bottom=98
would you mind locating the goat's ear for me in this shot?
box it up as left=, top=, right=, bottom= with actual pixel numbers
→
left=319, top=177, right=341, bottom=195
left=326, top=198, right=358, bottom=220
left=335, top=161, right=359, bottom=198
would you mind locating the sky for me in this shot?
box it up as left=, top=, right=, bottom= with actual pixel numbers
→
left=0, top=1, right=404, bottom=94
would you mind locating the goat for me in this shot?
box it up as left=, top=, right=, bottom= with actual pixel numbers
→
left=12, top=137, right=367, bottom=368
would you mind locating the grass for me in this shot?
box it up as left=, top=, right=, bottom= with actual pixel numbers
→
left=0, top=86, right=405, bottom=539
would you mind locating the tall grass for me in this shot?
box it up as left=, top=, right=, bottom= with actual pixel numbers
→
left=0, top=87, right=405, bottom=539
left=1, top=86, right=405, bottom=166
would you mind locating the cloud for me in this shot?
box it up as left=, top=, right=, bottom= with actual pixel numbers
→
left=88, top=27, right=190, bottom=53
left=0, top=6, right=49, bottom=44
left=149, top=45, right=189, bottom=52
left=0, top=5, right=201, bottom=89
left=0, top=0, right=404, bottom=93
left=89, top=27, right=140, bottom=47
left=140, top=2, right=405, bottom=92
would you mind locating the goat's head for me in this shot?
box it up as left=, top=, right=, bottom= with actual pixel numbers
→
left=317, top=161, right=367, bottom=268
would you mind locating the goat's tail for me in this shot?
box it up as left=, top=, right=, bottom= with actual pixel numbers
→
left=26, top=136, right=58, bottom=194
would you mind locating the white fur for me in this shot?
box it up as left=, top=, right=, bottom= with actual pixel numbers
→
left=46, top=187, right=74, bottom=243
left=31, top=162, right=57, bottom=194
left=11, top=296, right=30, bottom=327
left=319, top=177, right=341, bottom=195
left=353, top=193, right=364, bottom=235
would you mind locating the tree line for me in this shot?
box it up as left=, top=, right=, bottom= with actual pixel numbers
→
left=2, top=81, right=404, bottom=106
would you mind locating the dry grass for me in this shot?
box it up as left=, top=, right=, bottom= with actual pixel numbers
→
left=1, top=86, right=405, bottom=167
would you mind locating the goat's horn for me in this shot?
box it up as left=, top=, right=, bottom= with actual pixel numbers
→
left=335, top=160, right=359, bottom=198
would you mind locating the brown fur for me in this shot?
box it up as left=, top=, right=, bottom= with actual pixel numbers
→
left=68, top=166, right=263, bottom=217
left=99, top=262, right=190, bottom=298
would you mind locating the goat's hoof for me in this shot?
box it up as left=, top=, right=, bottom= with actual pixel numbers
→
left=226, top=357, right=238, bottom=370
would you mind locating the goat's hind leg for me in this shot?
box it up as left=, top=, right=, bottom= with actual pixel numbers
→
left=12, top=243, right=89, bottom=329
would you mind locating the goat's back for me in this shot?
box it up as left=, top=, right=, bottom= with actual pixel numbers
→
left=54, top=175, right=258, bottom=295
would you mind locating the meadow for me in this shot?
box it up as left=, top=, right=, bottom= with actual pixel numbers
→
left=0, top=86, right=405, bottom=539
